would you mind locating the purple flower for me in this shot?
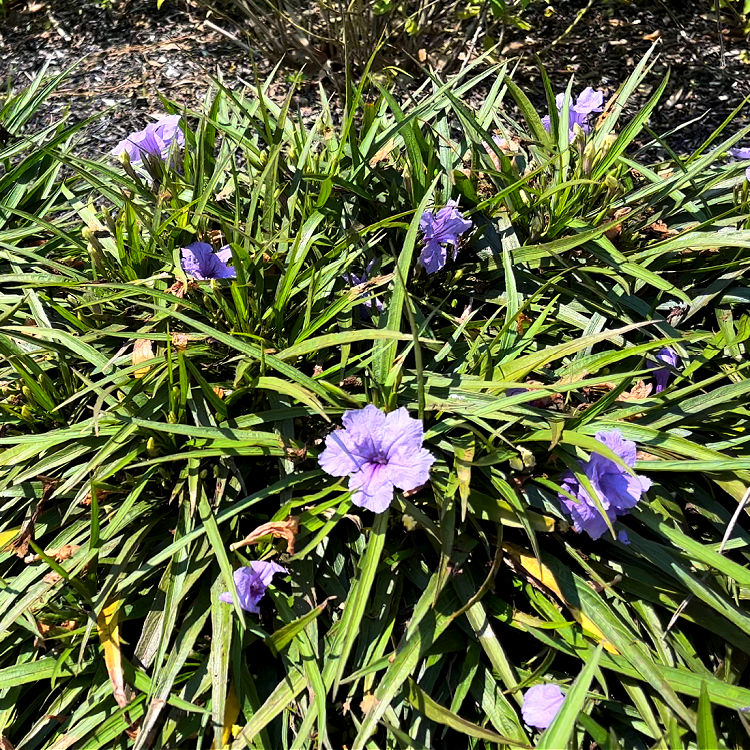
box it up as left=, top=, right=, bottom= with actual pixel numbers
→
left=558, top=430, right=652, bottom=540
left=318, top=405, right=436, bottom=513
left=543, top=87, right=604, bottom=140
left=111, top=114, right=184, bottom=164
left=746, top=166, right=750, bottom=183
left=181, top=242, right=236, bottom=280
left=219, top=561, right=286, bottom=613
left=419, top=200, right=473, bottom=274
left=522, top=684, right=565, bottom=730
left=729, top=147, right=750, bottom=159
left=649, top=346, right=680, bottom=393
left=570, top=87, right=604, bottom=116
left=343, top=260, right=383, bottom=315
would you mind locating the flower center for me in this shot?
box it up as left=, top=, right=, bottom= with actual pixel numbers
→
left=371, top=452, right=388, bottom=465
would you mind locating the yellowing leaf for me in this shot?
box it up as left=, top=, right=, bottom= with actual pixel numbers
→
left=368, top=138, right=396, bottom=167
left=504, top=542, right=619, bottom=654
left=212, top=682, right=241, bottom=749
left=0, top=528, right=21, bottom=553
left=97, top=599, right=130, bottom=708
left=132, top=339, right=154, bottom=378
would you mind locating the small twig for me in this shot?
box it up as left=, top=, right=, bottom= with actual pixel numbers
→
left=458, top=0, right=488, bottom=73
left=663, top=485, right=750, bottom=637
left=203, top=19, right=250, bottom=52
left=715, top=0, right=726, bottom=71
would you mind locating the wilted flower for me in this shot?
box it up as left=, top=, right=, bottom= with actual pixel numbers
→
left=419, top=200, right=473, bottom=274
left=181, top=242, right=236, bottom=280
left=318, top=405, right=435, bottom=513
left=111, top=114, right=184, bottom=164
left=485, top=135, right=522, bottom=170
left=558, top=429, right=652, bottom=540
left=219, top=561, right=286, bottom=613
left=522, top=684, right=565, bottom=730
left=343, top=260, right=383, bottom=315
left=649, top=346, right=680, bottom=393
left=542, top=87, right=604, bottom=141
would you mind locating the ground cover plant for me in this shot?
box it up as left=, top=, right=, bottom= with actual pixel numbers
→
left=3, top=46, right=750, bottom=749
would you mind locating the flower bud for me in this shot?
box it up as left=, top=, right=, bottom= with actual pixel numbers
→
left=582, top=140, right=597, bottom=174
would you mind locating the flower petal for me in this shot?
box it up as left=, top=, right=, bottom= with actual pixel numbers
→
left=342, top=404, right=386, bottom=439
left=250, top=560, right=287, bottom=587
left=594, top=429, right=637, bottom=467
left=522, top=684, right=565, bottom=730
left=181, top=242, right=213, bottom=280
left=385, top=447, right=435, bottom=492
left=349, top=463, right=394, bottom=513
left=419, top=238, right=448, bottom=274
left=318, top=429, right=362, bottom=476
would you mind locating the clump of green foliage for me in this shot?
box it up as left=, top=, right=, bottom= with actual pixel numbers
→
left=2, top=48, right=750, bottom=749
left=199, top=0, right=536, bottom=73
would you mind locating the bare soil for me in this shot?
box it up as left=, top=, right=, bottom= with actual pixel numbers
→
left=1, top=0, right=749, bottom=155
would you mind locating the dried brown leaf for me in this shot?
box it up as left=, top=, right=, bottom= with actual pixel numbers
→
left=168, top=280, right=186, bottom=298
left=230, top=517, right=300, bottom=554
left=617, top=379, right=653, bottom=401
left=171, top=332, right=189, bottom=350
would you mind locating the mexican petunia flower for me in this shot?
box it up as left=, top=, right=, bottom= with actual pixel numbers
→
left=729, top=146, right=750, bottom=160
left=542, top=87, right=604, bottom=141
left=111, top=114, right=184, bottom=164
left=181, top=241, right=236, bottom=280
left=649, top=346, right=680, bottom=393
left=522, top=684, right=566, bottom=730
left=318, top=405, right=435, bottom=513
left=419, top=200, right=473, bottom=274
left=343, top=260, right=383, bottom=315
left=219, top=561, right=286, bottom=613
left=558, top=429, right=651, bottom=540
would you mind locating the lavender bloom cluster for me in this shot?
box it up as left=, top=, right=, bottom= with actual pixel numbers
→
left=649, top=346, right=679, bottom=393
left=181, top=242, right=236, bottom=280
left=220, top=561, right=286, bottom=613
left=111, top=114, right=184, bottom=164
left=418, top=200, right=473, bottom=274
left=522, top=684, right=566, bottom=730
left=318, top=405, right=435, bottom=513
left=558, top=429, right=651, bottom=540
left=542, top=87, right=604, bottom=142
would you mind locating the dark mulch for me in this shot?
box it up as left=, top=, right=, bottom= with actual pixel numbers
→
left=1, top=0, right=749, bottom=156
left=0, top=0, right=304, bottom=152
left=504, top=0, right=750, bottom=152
